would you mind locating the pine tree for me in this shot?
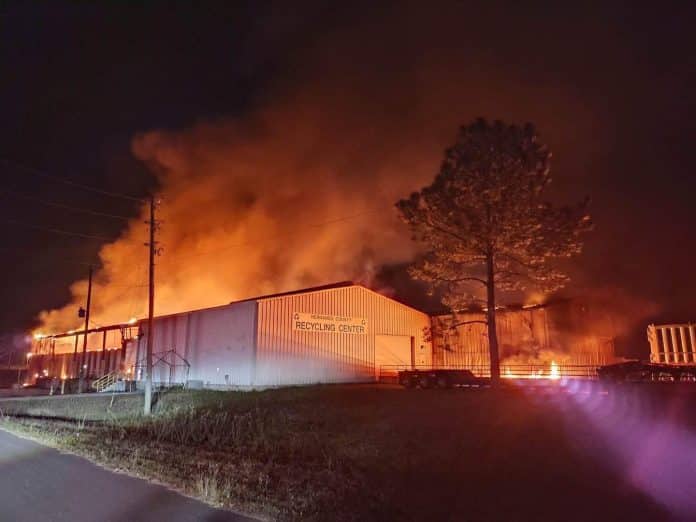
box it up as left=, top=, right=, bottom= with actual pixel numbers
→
left=397, top=118, right=592, bottom=382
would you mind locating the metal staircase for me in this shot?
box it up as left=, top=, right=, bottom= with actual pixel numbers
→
left=92, top=371, right=120, bottom=392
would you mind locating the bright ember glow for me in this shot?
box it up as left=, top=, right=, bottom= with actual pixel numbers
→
left=550, top=361, right=561, bottom=380
left=128, top=317, right=137, bottom=325
left=502, top=362, right=562, bottom=380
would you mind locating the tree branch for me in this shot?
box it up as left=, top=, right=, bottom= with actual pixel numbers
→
left=495, top=270, right=523, bottom=280
left=497, top=252, right=539, bottom=271
left=422, top=214, right=485, bottom=257
left=429, top=274, right=487, bottom=285
left=448, top=320, right=488, bottom=329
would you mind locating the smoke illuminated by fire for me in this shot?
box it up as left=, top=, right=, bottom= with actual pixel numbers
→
left=36, top=109, right=437, bottom=332
left=33, top=4, right=659, bottom=339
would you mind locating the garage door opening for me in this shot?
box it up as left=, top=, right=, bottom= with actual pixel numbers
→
left=375, top=334, right=414, bottom=380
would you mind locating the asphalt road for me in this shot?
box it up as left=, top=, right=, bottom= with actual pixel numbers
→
left=0, top=429, right=255, bottom=522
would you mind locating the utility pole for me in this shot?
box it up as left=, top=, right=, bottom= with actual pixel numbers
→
left=144, top=195, right=157, bottom=415
left=78, top=264, right=93, bottom=393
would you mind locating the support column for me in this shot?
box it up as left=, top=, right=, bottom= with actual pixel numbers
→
left=660, top=328, right=671, bottom=363
left=670, top=328, right=680, bottom=365
left=678, top=327, right=689, bottom=363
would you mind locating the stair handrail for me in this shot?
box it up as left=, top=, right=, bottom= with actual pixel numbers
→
left=92, top=371, right=120, bottom=392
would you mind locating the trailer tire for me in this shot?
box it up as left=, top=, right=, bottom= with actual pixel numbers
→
left=418, top=375, right=431, bottom=389
left=679, top=372, right=696, bottom=383
left=402, top=376, right=416, bottom=389
left=436, top=375, right=451, bottom=389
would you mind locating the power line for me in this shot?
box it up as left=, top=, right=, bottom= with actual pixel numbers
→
left=0, top=187, right=134, bottom=221
left=90, top=281, right=148, bottom=327
left=0, top=246, right=97, bottom=267
left=0, top=157, right=143, bottom=203
left=160, top=208, right=384, bottom=264
left=129, top=262, right=150, bottom=317
left=0, top=217, right=116, bottom=241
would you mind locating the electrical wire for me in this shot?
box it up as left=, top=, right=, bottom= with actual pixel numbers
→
left=0, top=187, right=134, bottom=221
left=87, top=265, right=148, bottom=327
left=0, top=217, right=116, bottom=241
left=0, top=245, right=98, bottom=267
left=0, top=157, right=143, bottom=202
left=126, top=263, right=149, bottom=321
left=159, top=208, right=384, bottom=264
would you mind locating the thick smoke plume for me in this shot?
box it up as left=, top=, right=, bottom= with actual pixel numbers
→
left=35, top=3, right=658, bottom=343
left=37, top=104, right=435, bottom=332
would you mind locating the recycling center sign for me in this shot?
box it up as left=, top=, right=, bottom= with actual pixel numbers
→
left=292, top=312, right=368, bottom=335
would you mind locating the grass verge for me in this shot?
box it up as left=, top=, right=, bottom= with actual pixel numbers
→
left=0, top=384, right=673, bottom=521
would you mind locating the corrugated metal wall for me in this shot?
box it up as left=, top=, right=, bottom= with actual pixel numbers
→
left=254, top=286, right=432, bottom=385
left=138, top=301, right=257, bottom=386
left=433, top=305, right=615, bottom=372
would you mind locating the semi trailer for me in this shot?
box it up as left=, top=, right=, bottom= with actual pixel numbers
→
left=397, top=369, right=489, bottom=388
left=597, top=360, right=696, bottom=383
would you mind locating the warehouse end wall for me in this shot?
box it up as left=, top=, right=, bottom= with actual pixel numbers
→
left=254, top=286, right=432, bottom=385
left=140, top=300, right=257, bottom=387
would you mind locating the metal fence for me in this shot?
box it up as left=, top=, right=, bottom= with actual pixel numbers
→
left=133, top=349, right=191, bottom=387
left=378, top=363, right=600, bottom=381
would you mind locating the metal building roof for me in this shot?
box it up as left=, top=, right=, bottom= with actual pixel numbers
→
left=229, top=281, right=355, bottom=304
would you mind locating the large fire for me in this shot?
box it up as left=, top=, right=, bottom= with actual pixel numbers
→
left=30, top=8, right=658, bottom=341
left=30, top=4, right=613, bottom=337
left=503, top=361, right=561, bottom=380
left=35, top=111, right=438, bottom=334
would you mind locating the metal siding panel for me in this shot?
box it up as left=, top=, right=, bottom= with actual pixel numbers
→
left=137, top=301, right=255, bottom=386
left=255, top=286, right=432, bottom=386
left=436, top=306, right=620, bottom=372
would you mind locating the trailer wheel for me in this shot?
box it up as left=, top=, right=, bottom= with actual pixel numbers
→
left=679, top=372, right=696, bottom=383
left=436, top=375, right=451, bottom=389
left=418, top=375, right=431, bottom=389
left=402, top=376, right=416, bottom=389
left=655, top=372, right=674, bottom=382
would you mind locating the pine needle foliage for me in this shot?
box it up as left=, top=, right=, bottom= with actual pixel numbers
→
left=397, top=118, right=592, bottom=381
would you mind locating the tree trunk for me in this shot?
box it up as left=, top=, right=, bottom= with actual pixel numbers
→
left=486, top=253, right=501, bottom=384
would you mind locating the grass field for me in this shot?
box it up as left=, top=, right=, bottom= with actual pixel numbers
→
left=0, top=383, right=688, bottom=521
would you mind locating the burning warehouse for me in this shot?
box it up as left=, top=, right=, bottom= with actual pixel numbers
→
left=431, top=299, right=617, bottom=379
left=30, top=282, right=431, bottom=388
left=28, top=282, right=617, bottom=389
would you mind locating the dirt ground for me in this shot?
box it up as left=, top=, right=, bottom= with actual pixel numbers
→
left=1, top=382, right=694, bottom=521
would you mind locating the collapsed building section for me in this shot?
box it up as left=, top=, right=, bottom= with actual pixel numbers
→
left=431, top=299, right=616, bottom=377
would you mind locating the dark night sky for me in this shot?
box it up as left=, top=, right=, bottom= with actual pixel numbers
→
left=0, top=2, right=694, bottom=355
